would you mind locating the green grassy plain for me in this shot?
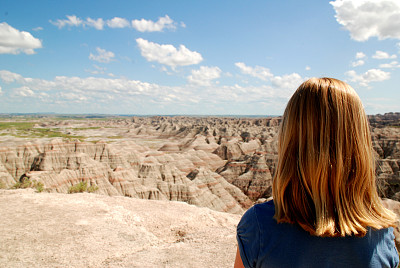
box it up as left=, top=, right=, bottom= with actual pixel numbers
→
left=0, top=121, right=86, bottom=140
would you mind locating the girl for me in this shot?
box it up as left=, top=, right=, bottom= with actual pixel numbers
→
left=235, top=78, right=399, bottom=268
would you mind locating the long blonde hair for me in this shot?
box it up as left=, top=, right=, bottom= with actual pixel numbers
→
left=272, top=77, right=397, bottom=237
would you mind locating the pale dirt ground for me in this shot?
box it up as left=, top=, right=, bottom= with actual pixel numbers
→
left=0, top=189, right=241, bottom=268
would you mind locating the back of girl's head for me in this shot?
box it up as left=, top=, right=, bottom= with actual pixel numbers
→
left=272, top=77, right=396, bottom=237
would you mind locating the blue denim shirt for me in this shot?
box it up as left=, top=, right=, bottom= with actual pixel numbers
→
left=237, top=200, right=399, bottom=268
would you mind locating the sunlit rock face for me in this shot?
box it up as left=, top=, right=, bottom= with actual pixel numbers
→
left=368, top=113, right=400, bottom=200
left=0, top=113, right=399, bottom=211
left=0, top=138, right=248, bottom=214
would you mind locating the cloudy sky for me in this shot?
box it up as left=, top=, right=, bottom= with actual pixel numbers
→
left=1, top=0, right=399, bottom=115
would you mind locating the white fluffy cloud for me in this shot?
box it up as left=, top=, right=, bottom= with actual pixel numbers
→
left=201, top=72, right=305, bottom=107
left=0, top=70, right=57, bottom=91
left=50, top=15, right=84, bottom=28
left=132, top=15, right=175, bottom=32
left=351, top=60, right=365, bottom=67
left=89, top=47, right=115, bottom=63
left=86, top=18, right=104, bottom=30
left=379, top=61, right=400, bottom=68
left=51, top=16, right=105, bottom=30
left=330, top=0, right=400, bottom=41
left=0, top=70, right=190, bottom=108
left=372, top=50, right=397, bottom=59
left=356, top=52, right=366, bottom=59
left=187, top=66, right=222, bottom=86
left=0, top=69, right=306, bottom=114
left=51, top=15, right=179, bottom=32
left=351, top=52, right=366, bottom=67
left=136, top=38, right=203, bottom=67
left=0, top=70, right=23, bottom=82
left=59, top=92, right=87, bottom=102
left=234, top=62, right=304, bottom=95
left=106, top=17, right=130, bottom=28
left=0, top=70, right=159, bottom=95
left=271, top=73, right=304, bottom=91
left=346, top=68, right=391, bottom=86
left=235, top=62, right=273, bottom=81
left=13, top=86, right=34, bottom=97
left=0, top=22, right=42, bottom=55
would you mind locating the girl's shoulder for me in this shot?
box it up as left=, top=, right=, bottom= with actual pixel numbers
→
left=239, top=200, right=276, bottom=229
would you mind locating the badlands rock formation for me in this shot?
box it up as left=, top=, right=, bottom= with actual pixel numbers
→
left=0, top=113, right=399, bottom=211
left=371, top=114, right=400, bottom=200
left=0, top=139, right=247, bottom=214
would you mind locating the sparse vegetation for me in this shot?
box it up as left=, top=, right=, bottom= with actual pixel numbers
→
left=0, top=121, right=86, bottom=140
left=12, top=176, right=45, bottom=192
left=72, top=127, right=101, bottom=130
left=87, top=184, right=99, bottom=193
left=68, top=181, right=98, bottom=194
left=0, top=122, right=36, bottom=131
left=29, top=128, right=86, bottom=140
left=12, top=176, right=33, bottom=189
left=107, top=135, right=124, bottom=139
left=68, top=181, right=88, bottom=193
left=0, top=181, right=6, bottom=189
left=35, top=181, right=44, bottom=193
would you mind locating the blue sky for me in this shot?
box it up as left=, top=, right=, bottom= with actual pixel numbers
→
left=0, top=0, right=399, bottom=115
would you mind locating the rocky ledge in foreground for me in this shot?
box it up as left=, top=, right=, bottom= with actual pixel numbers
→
left=1, top=189, right=400, bottom=268
left=0, top=189, right=240, bottom=268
